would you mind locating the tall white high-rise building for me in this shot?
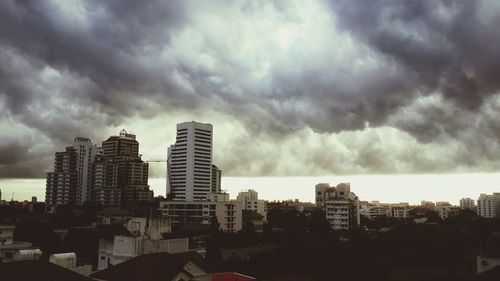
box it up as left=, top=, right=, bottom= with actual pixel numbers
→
left=167, top=122, right=213, bottom=201
left=73, top=137, right=98, bottom=205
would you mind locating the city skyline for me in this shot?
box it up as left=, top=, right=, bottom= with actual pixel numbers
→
left=3, top=173, right=500, bottom=205
left=2, top=1, right=500, bottom=183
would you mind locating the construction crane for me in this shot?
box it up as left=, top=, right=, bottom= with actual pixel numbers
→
left=146, top=156, right=176, bottom=200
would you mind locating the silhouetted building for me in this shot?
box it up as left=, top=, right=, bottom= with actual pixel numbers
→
left=46, top=146, right=79, bottom=206
left=460, top=197, right=475, bottom=210
left=93, top=130, right=152, bottom=207
left=211, top=164, right=222, bottom=193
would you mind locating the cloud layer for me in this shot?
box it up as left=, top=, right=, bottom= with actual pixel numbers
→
left=1, top=0, right=500, bottom=178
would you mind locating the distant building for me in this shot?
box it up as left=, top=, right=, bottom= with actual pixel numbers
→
left=46, top=138, right=103, bottom=207
left=93, top=130, right=152, bottom=207
left=45, top=146, right=79, bottom=206
left=167, top=121, right=214, bottom=201
left=97, top=218, right=187, bottom=271
left=315, top=183, right=332, bottom=208
left=436, top=205, right=460, bottom=220
left=287, top=200, right=316, bottom=212
left=477, top=193, right=500, bottom=218
left=459, top=198, right=475, bottom=210
left=237, top=190, right=266, bottom=219
left=391, top=206, right=410, bottom=218
left=0, top=225, right=42, bottom=263
left=359, top=201, right=390, bottom=219
left=211, top=164, right=222, bottom=193
left=435, top=201, right=450, bottom=207
left=73, top=137, right=99, bottom=205
left=159, top=193, right=243, bottom=233
left=318, top=183, right=360, bottom=230
left=420, top=201, right=436, bottom=209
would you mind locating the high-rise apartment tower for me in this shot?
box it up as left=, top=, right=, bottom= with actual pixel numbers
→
left=167, top=122, right=213, bottom=201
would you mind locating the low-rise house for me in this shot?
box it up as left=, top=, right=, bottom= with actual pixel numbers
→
left=0, top=260, right=94, bottom=281
left=91, top=252, right=210, bottom=281
left=97, top=219, right=188, bottom=271
left=0, top=225, right=42, bottom=263
left=49, top=253, right=92, bottom=276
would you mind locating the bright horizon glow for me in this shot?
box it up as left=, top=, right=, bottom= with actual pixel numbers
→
left=1, top=173, right=500, bottom=205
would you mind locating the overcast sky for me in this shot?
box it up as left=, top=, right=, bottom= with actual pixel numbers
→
left=1, top=0, right=500, bottom=179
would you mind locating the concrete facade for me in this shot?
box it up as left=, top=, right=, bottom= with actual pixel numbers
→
left=159, top=193, right=243, bottom=233
left=477, top=193, right=500, bottom=218
left=45, top=146, right=79, bottom=206
left=98, top=235, right=189, bottom=270
left=237, top=190, right=266, bottom=219
left=0, top=225, right=42, bottom=263
left=73, top=137, right=98, bottom=205
left=168, top=122, right=213, bottom=201
left=317, top=183, right=360, bottom=231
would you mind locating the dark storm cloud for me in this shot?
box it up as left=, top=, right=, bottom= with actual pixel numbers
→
left=0, top=142, right=29, bottom=165
left=329, top=0, right=500, bottom=134
left=1, top=0, right=500, bottom=178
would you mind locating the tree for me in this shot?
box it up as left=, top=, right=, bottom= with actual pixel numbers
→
left=206, top=216, right=222, bottom=262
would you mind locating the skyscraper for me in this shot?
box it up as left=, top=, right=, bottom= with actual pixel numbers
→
left=211, top=164, right=221, bottom=193
left=95, top=130, right=152, bottom=206
left=73, top=137, right=98, bottom=205
left=45, top=146, right=79, bottom=206
left=167, top=122, right=213, bottom=201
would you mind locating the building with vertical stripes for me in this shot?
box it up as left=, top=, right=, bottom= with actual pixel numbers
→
left=167, top=122, right=213, bottom=201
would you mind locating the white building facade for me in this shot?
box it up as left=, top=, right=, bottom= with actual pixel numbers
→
left=159, top=193, right=243, bottom=233
left=73, top=137, right=99, bottom=205
left=318, top=183, right=360, bottom=231
left=477, top=193, right=500, bottom=218
left=168, top=122, right=213, bottom=201
left=98, top=235, right=189, bottom=270
left=237, top=190, right=266, bottom=219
